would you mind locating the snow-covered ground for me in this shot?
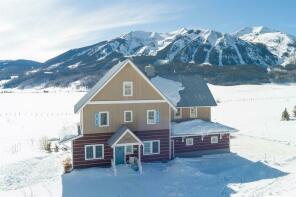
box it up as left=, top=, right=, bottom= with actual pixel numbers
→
left=0, top=84, right=296, bottom=196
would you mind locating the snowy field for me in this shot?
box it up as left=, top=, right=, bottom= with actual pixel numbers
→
left=0, top=84, right=296, bottom=196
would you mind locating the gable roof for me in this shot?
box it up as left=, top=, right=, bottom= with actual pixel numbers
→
left=107, top=125, right=143, bottom=147
left=152, top=74, right=217, bottom=107
left=74, top=59, right=177, bottom=113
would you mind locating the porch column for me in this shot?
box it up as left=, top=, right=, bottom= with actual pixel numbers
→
left=113, top=147, right=116, bottom=164
left=138, top=144, right=141, bottom=163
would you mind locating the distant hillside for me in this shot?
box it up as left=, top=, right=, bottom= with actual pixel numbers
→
left=0, top=60, right=42, bottom=88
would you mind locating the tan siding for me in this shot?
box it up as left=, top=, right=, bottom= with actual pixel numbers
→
left=91, top=62, right=163, bottom=101
left=117, top=132, right=139, bottom=144
left=83, top=103, right=170, bottom=134
left=171, top=107, right=211, bottom=121
left=197, top=107, right=211, bottom=121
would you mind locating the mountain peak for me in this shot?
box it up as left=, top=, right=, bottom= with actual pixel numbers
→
left=169, top=27, right=189, bottom=35
left=234, top=26, right=278, bottom=37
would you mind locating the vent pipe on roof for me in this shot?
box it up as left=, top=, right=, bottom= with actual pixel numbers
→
left=144, top=64, right=156, bottom=78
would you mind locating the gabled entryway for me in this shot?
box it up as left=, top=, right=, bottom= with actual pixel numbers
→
left=107, top=126, right=143, bottom=175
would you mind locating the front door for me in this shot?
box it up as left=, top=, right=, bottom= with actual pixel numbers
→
left=115, top=146, right=125, bottom=165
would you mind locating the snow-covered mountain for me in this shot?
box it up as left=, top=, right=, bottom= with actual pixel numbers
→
left=1, top=26, right=296, bottom=88
left=235, top=26, right=296, bottom=65
left=61, top=27, right=278, bottom=67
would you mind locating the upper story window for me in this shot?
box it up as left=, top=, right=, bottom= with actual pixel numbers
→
left=174, top=108, right=182, bottom=119
left=124, top=110, right=133, bottom=123
left=95, top=112, right=109, bottom=127
left=147, top=109, right=160, bottom=124
left=123, top=81, right=133, bottom=96
left=190, top=107, right=198, bottom=118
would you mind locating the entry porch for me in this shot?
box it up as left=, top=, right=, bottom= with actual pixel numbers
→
left=107, top=126, right=143, bottom=175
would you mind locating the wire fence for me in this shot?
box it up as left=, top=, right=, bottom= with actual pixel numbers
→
left=218, top=95, right=296, bottom=103
left=0, top=112, right=76, bottom=118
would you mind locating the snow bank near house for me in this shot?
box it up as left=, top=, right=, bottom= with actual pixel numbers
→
left=61, top=154, right=286, bottom=197
left=172, top=119, right=237, bottom=137
left=151, top=76, right=184, bottom=105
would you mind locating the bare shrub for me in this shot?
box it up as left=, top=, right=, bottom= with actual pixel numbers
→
left=47, top=142, right=52, bottom=153
left=40, top=136, right=49, bottom=150
left=54, top=144, right=59, bottom=152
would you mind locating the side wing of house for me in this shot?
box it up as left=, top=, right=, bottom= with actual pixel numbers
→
left=171, top=106, right=211, bottom=122
left=73, top=60, right=174, bottom=168
left=156, top=74, right=237, bottom=158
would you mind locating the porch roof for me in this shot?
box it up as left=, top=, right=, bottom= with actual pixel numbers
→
left=107, top=125, right=143, bottom=148
left=171, top=119, right=238, bottom=137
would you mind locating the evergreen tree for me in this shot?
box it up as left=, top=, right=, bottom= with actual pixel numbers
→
left=281, top=108, right=290, bottom=121
left=293, top=106, right=296, bottom=118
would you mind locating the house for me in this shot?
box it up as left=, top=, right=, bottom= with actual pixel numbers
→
left=69, top=59, right=237, bottom=170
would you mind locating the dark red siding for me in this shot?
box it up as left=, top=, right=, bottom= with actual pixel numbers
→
left=72, top=129, right=170, bottom=168
left=134, top=129, right=170, bottom=162
left=73, top=133, right=113, bottom=168
left=172, top=134, right=230, bottom=156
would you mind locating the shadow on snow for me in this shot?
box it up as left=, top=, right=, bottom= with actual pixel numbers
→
left=62, top=153, right=287, bottom=197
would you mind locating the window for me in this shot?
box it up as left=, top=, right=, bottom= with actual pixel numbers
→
left=186, top=138, right=194, bottom=146
left=190, top=107, right=198, bottom=118
left=147, top=109, right=160, bottom=124
left=143, top=140, right=160, bottom=155
left=125, top=145, right=133, bottom=155
left=211, top=136, right=219, bottom=144
left=174, top=108, right=182, bottom=119
left=124, top=111, right=133, bottom=123
left=123, top=81, right=133, bottom=96
left=85, top=144, right=104, bottom=160
left=95, top=112, right=109, bottom=127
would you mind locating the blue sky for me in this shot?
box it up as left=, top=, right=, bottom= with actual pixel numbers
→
left=1, top=0, right=295, bottom=62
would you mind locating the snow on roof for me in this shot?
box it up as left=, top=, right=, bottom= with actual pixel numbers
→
left=171, top=119, right=238, bottom=137
left=152, top=74, right=217, bottom=107
left=151, top=76, right=184, bottom=106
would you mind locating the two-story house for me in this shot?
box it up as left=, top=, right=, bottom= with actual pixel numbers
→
left=69, top=59, right=237, bottom=169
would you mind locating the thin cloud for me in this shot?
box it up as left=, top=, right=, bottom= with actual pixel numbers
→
left=0, top=0, right=180, bottom=62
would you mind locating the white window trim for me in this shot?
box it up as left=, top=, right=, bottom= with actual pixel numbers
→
left=211, top=136, right=219, bottom=144
left=143, top=140, right=160, bottom=155
left=147, top=110, right=156, bottom=124
left=174, top=108, right=182, bottom=119
left=96, top=111, right=109, bottom=127
left=85, top=144, right=104, bottom=160
left=123, top=81, right=133, bottom=96
left=190, top=107, right=198, bottom=118
left=125, top=145, right=134, bottom=155
left=124, top=110, right=133, bottom=123
left=185, top=138, right=194, bottom=146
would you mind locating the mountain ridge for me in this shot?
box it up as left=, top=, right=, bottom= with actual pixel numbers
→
left=1, top=26, right=296, bottom=89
